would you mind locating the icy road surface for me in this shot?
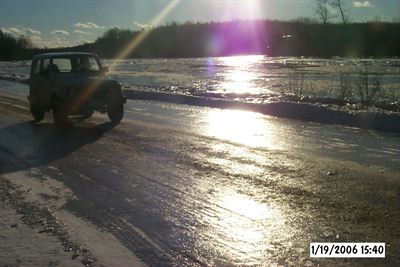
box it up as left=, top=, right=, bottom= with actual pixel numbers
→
left=0, top=81, right=399, bottom=266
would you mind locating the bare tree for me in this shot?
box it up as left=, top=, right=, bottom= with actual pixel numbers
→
left=356, top=65, right=383, bottom=105
left=287, top=69, right=305, bottom=97
left=315, top=0, right=335, bottom=24
left=337, top=72, right=352, bottom=102
left=372, top=15, right=382, bottom=22
left=331, top=0, right=350, bottom=24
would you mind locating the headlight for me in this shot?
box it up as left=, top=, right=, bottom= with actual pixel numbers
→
left=111, top=84, right=122, bottom=94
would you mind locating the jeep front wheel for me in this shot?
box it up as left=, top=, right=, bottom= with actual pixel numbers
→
left=107, top=100, right=123, bottom=124
left=30, top=103, right=45, bottom=122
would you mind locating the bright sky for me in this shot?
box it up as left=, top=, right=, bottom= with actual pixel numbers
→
left=0, top=0, right=398, bottom=48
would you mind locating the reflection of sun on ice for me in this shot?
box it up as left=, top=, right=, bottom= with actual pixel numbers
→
left=219, top=55, right=262, bottom=94
left=206, top=109, right=277, bottom=148
left=221, top=192, right=272, bottom=221
left=210, top=190, right=285, bottom=263
left=221, top=55, right=261, bottom=67
left=222, top=71, right=255, bottom=94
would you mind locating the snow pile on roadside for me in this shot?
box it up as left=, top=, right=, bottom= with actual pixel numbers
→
left=125, top=90, right=400, bottom=133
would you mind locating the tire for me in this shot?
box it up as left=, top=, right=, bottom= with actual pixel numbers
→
left=30, top=103, right=45, bottom=122
left=53, top=103, right=69, bottom=128
left=107, top=99, right=124, bottom=124
left=29, top=89, right=45, bottom=122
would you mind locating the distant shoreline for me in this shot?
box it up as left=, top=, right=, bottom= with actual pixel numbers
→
left=2, top=55, right=400, bottom=62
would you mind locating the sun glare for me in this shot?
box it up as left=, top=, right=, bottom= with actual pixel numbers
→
left=221, top=192, right=272, bottom=221
left=73, top=0, right=181, bottom=110
left=205, top=109, right=278, bottom=149
left=218, top=0, right=263, bottom=21
left=199, top=189, right=286, bottom=264
left=218, top=55, right=262, bottom=94
left=111, top=0, right=181, bottom=69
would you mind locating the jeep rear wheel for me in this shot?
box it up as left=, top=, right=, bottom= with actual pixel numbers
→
left=53, top=103, right=69, bottom=128
left=107, top=100, right=123, bottom=124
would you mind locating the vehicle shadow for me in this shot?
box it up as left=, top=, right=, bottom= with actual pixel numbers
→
left=0, top=120, right=115, bottom=175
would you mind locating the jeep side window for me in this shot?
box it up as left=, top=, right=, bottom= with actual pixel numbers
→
left=88, top=57, right=100, bottom=72
left=40, top=58, right=50, bottom=77
left=52, top=58, right=72, bottom=73
left=77, top=56, right=100, bottom=72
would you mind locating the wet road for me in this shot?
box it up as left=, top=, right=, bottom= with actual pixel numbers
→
left=0, top=82, right=400, bottom=266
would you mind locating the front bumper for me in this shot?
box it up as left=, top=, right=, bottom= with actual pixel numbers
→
left=68, top=94, right=126, bottom=114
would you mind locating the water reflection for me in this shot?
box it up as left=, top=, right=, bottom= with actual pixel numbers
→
left=203, top=189, right=286, bottom=265
left=205, top=109, right=280, bottom=149
left=218, top=55, right=263, bottom=94
left=196, top=108, right=289, bottom=264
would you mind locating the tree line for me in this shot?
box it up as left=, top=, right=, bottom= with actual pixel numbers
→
left=76, top=20, right=400, bottom=58
left=0, top=31, right=33, bottom=60
left=1, top=19, right=399, bottom=60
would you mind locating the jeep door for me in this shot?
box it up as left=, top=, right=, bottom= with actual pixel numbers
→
left=29, top=58, right=41, bottom=95
left=34, top=58, right=52, bottom=107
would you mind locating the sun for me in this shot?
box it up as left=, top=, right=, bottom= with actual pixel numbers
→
left=217, top=0, right=263, bottom=21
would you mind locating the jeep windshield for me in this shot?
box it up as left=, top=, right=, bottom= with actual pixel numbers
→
left=51, top=56, right=101, bottom=74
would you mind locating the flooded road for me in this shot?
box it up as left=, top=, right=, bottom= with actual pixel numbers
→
left=124, top=100, right=400, bottom=171
left=0, top=85, right=399, bottom=266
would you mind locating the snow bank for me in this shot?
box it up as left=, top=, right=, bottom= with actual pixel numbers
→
left=125, top=90, right=400, bottom=133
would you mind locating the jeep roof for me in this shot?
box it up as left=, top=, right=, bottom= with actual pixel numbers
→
left=32, top=52, right=97, bottom=60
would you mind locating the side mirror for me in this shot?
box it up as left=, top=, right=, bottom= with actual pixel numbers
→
left=101, top=66, right=109, bottom=74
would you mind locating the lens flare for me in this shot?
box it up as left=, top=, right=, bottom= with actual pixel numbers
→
left=111, top=0, right=181, bottom=69
left=72, top=0, right=181, bottom=111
